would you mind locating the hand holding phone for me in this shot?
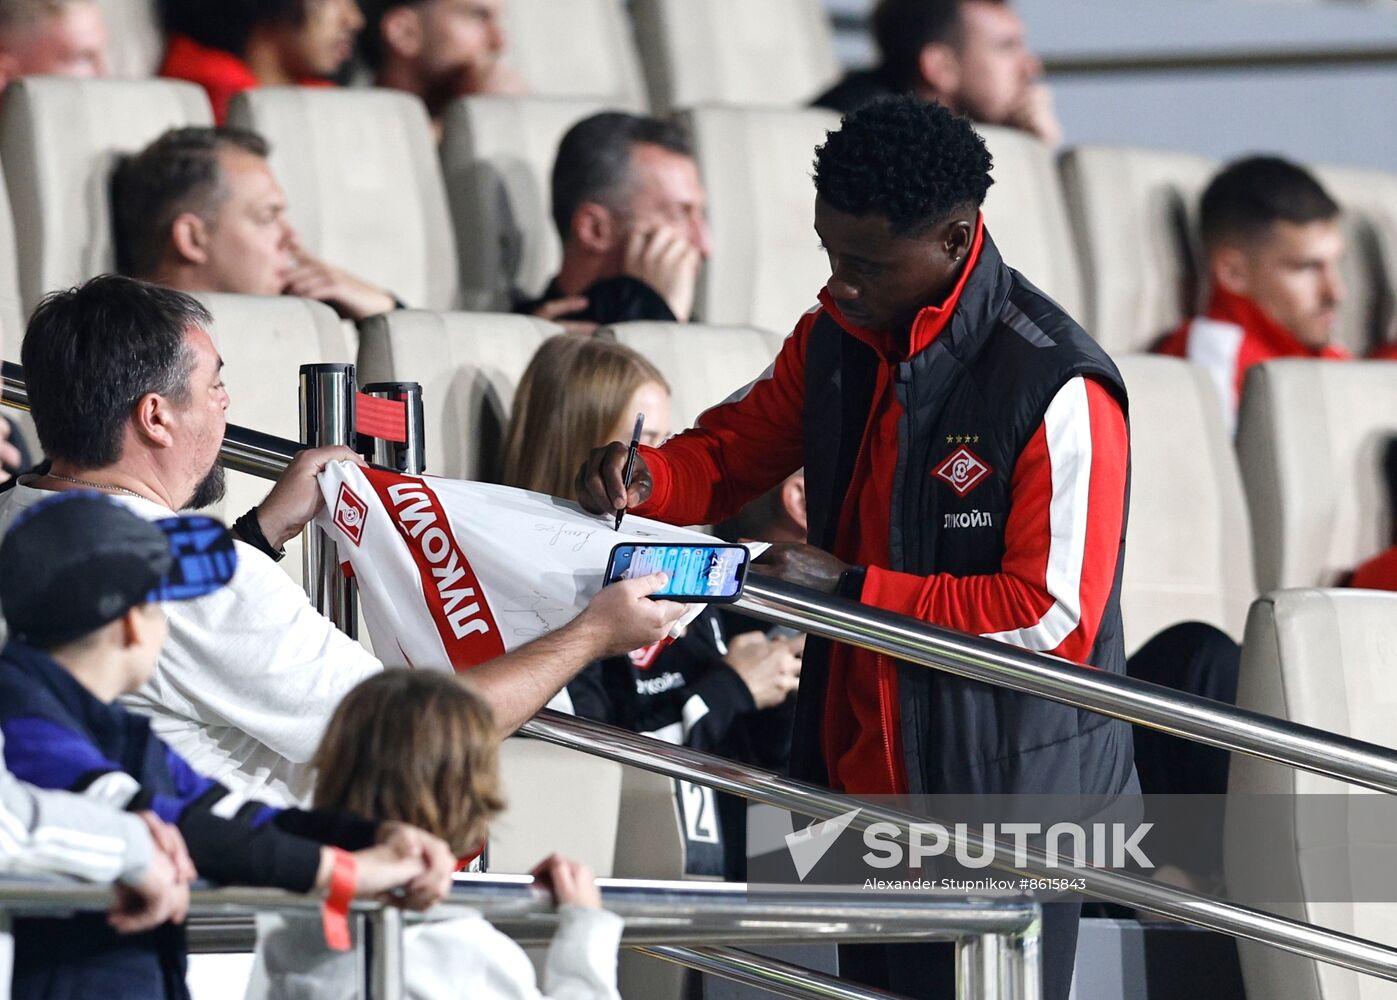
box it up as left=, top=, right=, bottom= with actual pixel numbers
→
left=604, top=542, right=750, bottom=603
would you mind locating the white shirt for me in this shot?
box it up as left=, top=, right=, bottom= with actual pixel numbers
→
left=249, top=905, right=624, bottom=1000
left=0, top=483, right=383, bottom=806
left=1177, top=315, right=1246, bottom=436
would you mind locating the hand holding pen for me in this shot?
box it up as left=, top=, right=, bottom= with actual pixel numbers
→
left=615, top=413, right=644, bottom=531
left=575, top=419, right=655, bottom=520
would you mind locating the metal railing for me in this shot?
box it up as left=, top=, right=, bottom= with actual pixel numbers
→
left=0, top=876, right=1041, bottom=1000
left=737, top=576, right=1397, bottom=795
left=8, top=361, right=1397, bottom=989
left=8, top=360, right=1393, bottom=795
left=520, top=711, right=1397, bottom=983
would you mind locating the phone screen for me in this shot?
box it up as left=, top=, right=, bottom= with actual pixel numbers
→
left=605, top=543, right=750, bottom=601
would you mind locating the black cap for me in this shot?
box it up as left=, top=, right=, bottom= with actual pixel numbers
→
left=0, top=492, right=237, bottom=647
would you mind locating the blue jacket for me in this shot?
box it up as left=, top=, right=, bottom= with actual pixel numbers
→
left=0, top=640, right=378, bottom=1000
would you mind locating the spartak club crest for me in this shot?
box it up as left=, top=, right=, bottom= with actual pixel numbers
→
left=933, top=446, right=992, bottom=497
left=333, top=483, right=369, bottom=545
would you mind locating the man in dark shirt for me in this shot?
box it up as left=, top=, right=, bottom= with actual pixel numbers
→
left=815, top=0, right=1061, bottom=147
left=518, top=112, right=712, bottom=331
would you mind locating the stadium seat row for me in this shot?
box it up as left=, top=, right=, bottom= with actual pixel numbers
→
left=89, top=0, right=844, bottom=116
left=1, top=77, right=1393, bottom=362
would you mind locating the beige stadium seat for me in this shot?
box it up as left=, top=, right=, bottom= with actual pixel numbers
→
left=613, top=765, right=694, bottom=1000
left=356, top=310, right=563, bottom=481
left=1313, top=163, right=1397, bottom=356
left=0, top=157, right=23, bottom=352
left=1115, top=356, right=1255, bottom=652
left=0, top=77, right=212, bottom=314
left=0, top=159, right=37, bottom=465
left=493, top=745, right=691, bottom=1000
left=95, top=0, right=165, bottom=78
left=1225, top=589, right=1397, bottom=1000
left=1059, top=145, right=1217, bottom=353
left=196, top=294, right=355, bottom=589
left=682, top=105, right=839, bottom=333
left=487, top=737, right=623, bottom=876
left=631, top=0, right=840, bottom=114
left=977, top=124, right=1085, bottom=322
left=226, top=88, right=458, bottom=311
left=606, top=322, right=785, bottom=432
left=1236, top=359, right=1397, bottom=593
left=440, top=95, right=607, bottom=311
left=499, top=0, right=646, bottom=111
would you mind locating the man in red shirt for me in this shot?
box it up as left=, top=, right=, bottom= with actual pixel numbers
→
left=157, top=0, right=362, bottom=124
left=1156, top=157, right=1350, bottom=435
left=579, top=97, right=1135, bottom=1000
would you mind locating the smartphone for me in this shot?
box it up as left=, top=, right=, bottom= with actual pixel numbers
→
left=604, top=542, right=750, bottom=602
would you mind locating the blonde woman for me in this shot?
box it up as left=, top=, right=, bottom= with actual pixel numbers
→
left=502, top=335, right=801, bottom=878
left=502, top=335, right=672, bottom=497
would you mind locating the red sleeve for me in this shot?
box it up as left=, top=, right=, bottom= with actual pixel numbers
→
left=634, top=311, right=812, bottom=526
left=1350, top=546, right=1397, bottom=591
left=861, top=377, right=1129, bottom=666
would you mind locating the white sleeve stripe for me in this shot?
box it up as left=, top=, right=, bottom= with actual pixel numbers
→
left=1184, top=318, right=1244, bottom=437
left=640, top=696, right=713, bottom=747
left=82, top=771, right=143, bottom=809
left=982, top=377, right=1093, bottom=652
left=211, top=790, right=251, bottom=820
left=643, top=721, right=684, bottom=745
left=0, top=810, right=130, bottom=881
left=680, top=694, right=711, bottom=735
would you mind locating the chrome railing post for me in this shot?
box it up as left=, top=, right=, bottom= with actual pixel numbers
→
left=299, top=363, right=358, bottom=636
left=1004, top=922, right=1042, bottom=1000
left=956, top=930, right=1038, bottom=1000
left=957, top=934, right=992, bottom=1000
left=368, top=906, right=404, bottom=1000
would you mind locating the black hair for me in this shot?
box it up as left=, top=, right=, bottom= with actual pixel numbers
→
left=357, top=0, right=422, bottom=70
left=111, top=126, right=272, bottom=280
left=813, top=96, right=993, bottom=235
left=157, top=0, right=306, bottom=56
left=872, top=0, right=963, bottom=91
left=21, top=276, right=210, bottom=468
left=550, top=112, right=694, bottom=240
left=1200, top=155, right=1341, bottom=250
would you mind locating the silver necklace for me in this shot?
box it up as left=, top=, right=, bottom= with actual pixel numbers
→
left=44, top=472, right=147, bottom=501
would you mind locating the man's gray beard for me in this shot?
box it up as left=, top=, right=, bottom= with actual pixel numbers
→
left=187, top=463, right=226, bottom=511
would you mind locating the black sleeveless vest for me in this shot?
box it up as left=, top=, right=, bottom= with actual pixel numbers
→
left=794, top=232, right=1137, bottom=798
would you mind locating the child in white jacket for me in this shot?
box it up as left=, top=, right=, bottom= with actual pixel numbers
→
left=250, top=670, right=624, bottom=1000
